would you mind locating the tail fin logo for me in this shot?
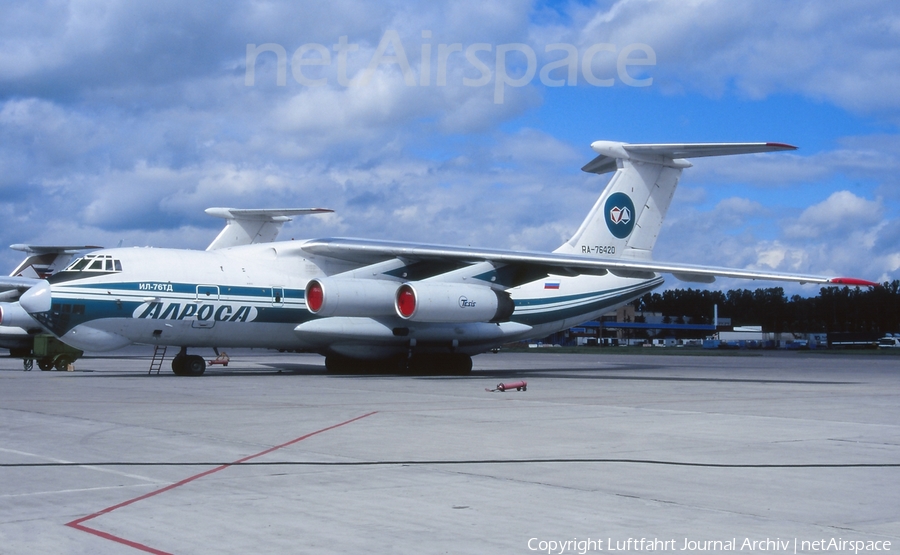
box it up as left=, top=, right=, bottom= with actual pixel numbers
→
left=605, top=192, right=635, bottom=239
left=610, top=206, right=631, bottom=224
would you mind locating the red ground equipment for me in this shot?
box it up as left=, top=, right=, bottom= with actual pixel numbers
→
left=486, top=380, right=527, bottom=392
left=207, top=352, right=230, bottom=366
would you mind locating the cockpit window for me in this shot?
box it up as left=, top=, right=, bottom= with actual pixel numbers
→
left=64, top=254, right=123, bottom=273
left=68, top=258, right=90, bottom=271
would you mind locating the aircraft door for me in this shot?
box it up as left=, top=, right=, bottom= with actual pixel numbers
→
left=272, top=287, right=284, bottom=308
left=193, top=285, right=220, bottom=329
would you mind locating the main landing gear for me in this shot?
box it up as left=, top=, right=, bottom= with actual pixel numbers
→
left=171, top=347, right=206, bottom=376
left=324, top=353, right=473, bottom=375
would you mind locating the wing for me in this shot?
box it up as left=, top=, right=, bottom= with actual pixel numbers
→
left=205, top=208, right=334, bottom=250
left=300, top=238, right=876, bottom=287
left=0, top=276, right=44, bottom=302
left=2, top=245, right=100, bottom=301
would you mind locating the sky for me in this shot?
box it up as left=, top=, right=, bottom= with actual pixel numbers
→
left=1, top=0, right=899, bottom=295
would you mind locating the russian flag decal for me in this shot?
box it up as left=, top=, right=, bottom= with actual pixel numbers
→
left=544, top=282, right=560, bottom=290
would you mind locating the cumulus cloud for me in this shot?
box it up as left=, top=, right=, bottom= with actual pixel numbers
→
left=784, top=191, right=883, bottom=239
left=566, top=0, right=900, bottom=117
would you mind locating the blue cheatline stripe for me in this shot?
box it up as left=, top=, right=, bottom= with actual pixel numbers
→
left=60, top=281, right=306, bottom=299
left=513, top=280, right=659, bottom=308
left=511, top=278, right=663, bottom=326
left=43, top=292, right=314, bottom=336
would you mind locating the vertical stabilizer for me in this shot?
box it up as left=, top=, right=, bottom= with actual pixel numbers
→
left=555, top=141, right=796, bottom=259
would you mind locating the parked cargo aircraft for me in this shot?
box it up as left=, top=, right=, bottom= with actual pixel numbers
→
left=0, top=141, right=876, bottom=374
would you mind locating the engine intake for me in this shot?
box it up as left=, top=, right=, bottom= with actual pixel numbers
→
left=394, top=282, right=515, bottom=323
left=304, top=278, right=400, bottom=317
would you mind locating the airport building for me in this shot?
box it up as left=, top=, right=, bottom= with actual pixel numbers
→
left=532, top=305, right=839, bottom=350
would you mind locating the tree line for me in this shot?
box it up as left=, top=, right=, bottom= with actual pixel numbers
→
left=633, top=281, right=900, bottom=334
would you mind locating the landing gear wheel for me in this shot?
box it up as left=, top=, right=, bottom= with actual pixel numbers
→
left=451, top=354, right=473, bottom=375
left=184, top=355, right=206, bottom=376
left=325, top=355, right=406, bottom=374
left=23, top=359, right=33, bottom=371
left=324, top=355, right=350, bottom=373
left=54, top=356, right=73, bottom=371
left=172, top=354, right=206, bottom=376
left=38, top=359, right=54, bottom=371
left=407, top=354, right=472, bottom=375
left=172, top=354, right=187, bottom=376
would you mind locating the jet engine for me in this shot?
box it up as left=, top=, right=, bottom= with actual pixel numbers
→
left=0, top=302, right=40, bottom=329
left=394, top=282, right=515, bottom=323
left=304, top=278, right=400, bottom=317
left=0, top=280, right=51, bottom=331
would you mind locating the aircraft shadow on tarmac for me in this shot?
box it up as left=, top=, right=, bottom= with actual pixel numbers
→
left=256, top=363, right=858, bottom=384
left=52, top=360, right=857, bottom=384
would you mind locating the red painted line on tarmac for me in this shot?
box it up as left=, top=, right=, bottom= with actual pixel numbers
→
left=66, top=522, right=173, bottom=555
left=66, top=411, right=379, bottom=555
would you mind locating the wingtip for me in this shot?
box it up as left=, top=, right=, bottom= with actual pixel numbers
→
left=829, top=277, right=879, bottom=287
left=765, top=142, right=798, bottom=151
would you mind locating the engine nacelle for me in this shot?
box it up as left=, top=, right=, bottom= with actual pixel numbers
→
left=0, top=302, right=40, bottom=329
left=394, top=282, right=515, bottom=323
left=305, top=278, right=400, bottom=317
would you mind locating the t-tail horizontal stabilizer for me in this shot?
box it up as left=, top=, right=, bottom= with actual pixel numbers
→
left=580, top=141, right=797, bottom=175
left=205, top=207, right=334, bottom=250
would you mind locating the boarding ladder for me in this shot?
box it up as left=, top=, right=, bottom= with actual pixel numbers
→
left=148, top=345, right=167, bottom=375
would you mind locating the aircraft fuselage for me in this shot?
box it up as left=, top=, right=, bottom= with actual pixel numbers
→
left=41, top=243, right=660, bottom=358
